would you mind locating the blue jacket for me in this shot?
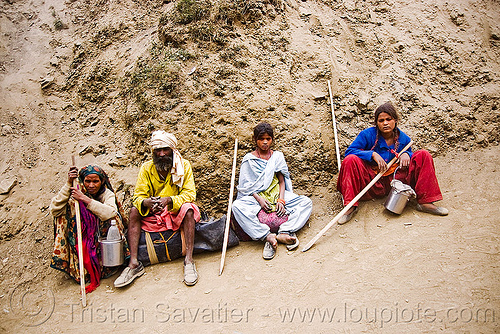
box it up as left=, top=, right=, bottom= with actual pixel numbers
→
left=345, top=127, right=413, bottom=163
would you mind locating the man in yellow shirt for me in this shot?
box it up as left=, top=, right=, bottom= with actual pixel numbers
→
left=114, top=130, right=201, bottom=287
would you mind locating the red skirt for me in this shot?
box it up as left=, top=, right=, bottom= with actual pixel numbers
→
left=141, top=202, right=201, bottom=232
left=337, top=150, right=443, bottom=207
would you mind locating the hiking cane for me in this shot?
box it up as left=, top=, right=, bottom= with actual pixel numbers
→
left=302, top=141, right=413, bottom=252
left=71, top=156, right=87, bottom=306
left=328, top=80, right=341, bottom=170
left=219, top=138, right=238, bottom=275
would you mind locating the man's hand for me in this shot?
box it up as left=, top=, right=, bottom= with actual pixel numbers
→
left=143, top=196, right=172, bottom=213
left=372, top=152, right=388, bottom=173
left=154, top=197, right=172, bottom=213
left=142, top=197, right=156, bottom=209
left=142, top=197, right=160, bottom=213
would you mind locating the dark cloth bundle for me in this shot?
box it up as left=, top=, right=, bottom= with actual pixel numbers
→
left=194, top=215, right=239, bottom=253
left=137, top=214, right=239, bottom=267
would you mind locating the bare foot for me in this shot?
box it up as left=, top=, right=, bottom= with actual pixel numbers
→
left=266, top=233, right=277, bottom=249
left=276, top=233, right=296, bottom=245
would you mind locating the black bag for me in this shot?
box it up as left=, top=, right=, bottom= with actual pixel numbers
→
left=194, top=215, right=239, bottom=253
left=137, top=229, right=183, bottom=267
left=137, top=215, right=239, bottom=267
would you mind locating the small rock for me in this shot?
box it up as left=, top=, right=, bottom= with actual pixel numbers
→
left=0, top=178, right=16, bottom=194
left=311, top=92, right=326, bottom=100
left=1, top=125, right=13, bottom=135
left=426, top=143, right=439, bottom=154
left=356, top=122, right=365, bottom=128
left=450, top=10, right=465, bottom=26
left=475, top=134, right=486, bottom=144
left=358, top=91, right=370, bottom=107
left=50, top=56, right=59, bottom=66
left=40, top=77, right=54, bottom=89
left=299, top=7, right=312, bottom=17
left=79, top=145, right=92, bottom=155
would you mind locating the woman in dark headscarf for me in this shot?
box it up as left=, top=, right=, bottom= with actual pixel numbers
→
left=50, top=164, right=129, bottom=293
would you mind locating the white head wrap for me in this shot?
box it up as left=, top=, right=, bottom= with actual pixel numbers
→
left=150, top=130, right=185, bottom=186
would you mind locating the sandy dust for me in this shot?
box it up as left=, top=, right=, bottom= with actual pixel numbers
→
left=0, top=0, right=499, bottom=332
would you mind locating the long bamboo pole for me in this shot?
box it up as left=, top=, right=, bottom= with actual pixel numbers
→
left=328, top=80, right=341, bottom=170
left=219, top=138, right=238, bottom=275
left=302, top=141, right=413, bottom=252
left=71, top=156, right=87, bottom=306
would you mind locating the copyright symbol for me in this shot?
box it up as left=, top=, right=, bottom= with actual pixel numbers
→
left=9, top=282, right=55, bottom=327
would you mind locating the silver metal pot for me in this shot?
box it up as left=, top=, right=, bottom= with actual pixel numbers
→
left=100, top=237, right=124, bottom=267
left=384, top=168, right=416, bottom=214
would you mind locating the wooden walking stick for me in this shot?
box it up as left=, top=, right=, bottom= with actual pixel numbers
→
left=328, top=80, right=341, bottom=170
left=219, top=138, right=238, bottom=275
left=71, top=156, right=87, bottom=306
left=302, top=141, right=413, bottom=252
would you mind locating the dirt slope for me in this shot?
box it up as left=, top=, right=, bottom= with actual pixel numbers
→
left=0, top=0, right=499, bottom=332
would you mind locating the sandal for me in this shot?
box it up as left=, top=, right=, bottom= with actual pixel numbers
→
left=338, top=206, right=358, bottom=225
left=262, top=241, right=276, bottom=260
left=416, top=203, right=449, bottom=216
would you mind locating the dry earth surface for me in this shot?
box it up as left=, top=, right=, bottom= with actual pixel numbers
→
left=0, top=0, right=499, bottom=332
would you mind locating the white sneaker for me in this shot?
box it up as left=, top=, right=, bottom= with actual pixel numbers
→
left=183, top=262, right=198, bottom=286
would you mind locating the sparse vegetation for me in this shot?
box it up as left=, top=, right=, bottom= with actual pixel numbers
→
left=54, top=19, right=64, bottom=30
left=92, top=26, right=122, bottom=49
left=122, top=43, right=190, bottom=105
left=78, top=61, right=113, bottom=103
left=51, top=7, right=65, bottom=30
left=117, top=43, right=190, bottom=143
left=171, top=0, right=212, bottom=24
left=158, top=0, right=284, bottom=47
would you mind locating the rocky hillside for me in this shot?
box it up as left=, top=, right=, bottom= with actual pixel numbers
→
left=0, top=0, right=498, bottom=288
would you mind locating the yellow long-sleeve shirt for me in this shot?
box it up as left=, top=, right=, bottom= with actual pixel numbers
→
left=132, top=159, right=197, bottom=216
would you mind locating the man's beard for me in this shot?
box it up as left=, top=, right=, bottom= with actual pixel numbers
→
left=153, top=153, right=173, bottom=172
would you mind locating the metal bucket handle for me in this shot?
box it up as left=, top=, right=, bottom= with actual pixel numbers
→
left=392, top=166, right=400, bottom=181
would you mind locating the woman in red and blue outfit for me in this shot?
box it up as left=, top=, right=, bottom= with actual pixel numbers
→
left=337, top=102, right=448, bottom=224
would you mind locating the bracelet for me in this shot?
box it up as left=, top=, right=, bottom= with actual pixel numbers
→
left=277, top=198, right=286, bottom=205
